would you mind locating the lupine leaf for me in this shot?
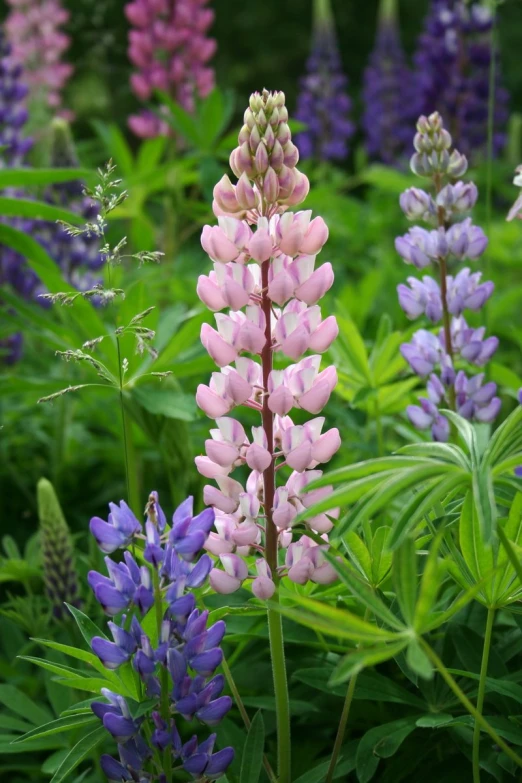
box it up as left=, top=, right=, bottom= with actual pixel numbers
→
left=292, top=745, right=357, bottom=783
left=32, top=639, right=111, bottom=676
left=12, top=714, right=98, bottom=744
left=0, top=196, right=83, bottom=224
left=387, top=472, right=468, bottom=550
left=50, top=726, right=107, bottom=783
left=414, top=531, right=444, bottom=632
left=442, top=410, right=479, bottom=465
left=322, top=552, right=405, bottom=630
left=459, top=492, right=494, bottom=594
left=0, top=168, right=94, bottom=187
left=305, top=457, right=432, bottom=488
left=330, top=641, right=409, bottom=685
left=239, top=711, right=265, bottom=783
left=276, top=594, right=402, bottom=642
left=334, top=464, right=459, bottom=536
left=393, top=539, right=417, bottom=626
left=0, top=685, right=53, bottom=726
left=398, top=442, right=471, bottom=471
left=472, top=465, right=497, bottom=542
left=355, top=718, right=418, bottom=783
left=66, top=604, right=108, bottom=645
left=483, top=405, right=522, bottom=467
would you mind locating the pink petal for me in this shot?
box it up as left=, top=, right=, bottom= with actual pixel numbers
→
left=311, top=428, right=341, bottom=464
left=205, top=440, right=239, bottom=467
left=195, top=456, right=230, bottom=479
left=298, top=381, right=332, bottom=414
left=286, top=442, right=313, bottom=472
left=245, top=443, right=272, bottom=472
left=196, top=385, right=230, bottom=418
left=308, top=316, right=338, bottom=353
left=268, top=385, right=295, bottom=415
left=209, top=569, right=241, bottom=594
left=295, top=263, right=334, bottom=305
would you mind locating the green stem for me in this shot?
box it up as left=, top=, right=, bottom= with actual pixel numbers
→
left=221, top=656, right=278, bottom=783
left=268, top=595, right=291, bottom=783
left=472, top=608, right=495, bottom=783
left=421, top=639, right=522, bottom=769
left=325, top=672, right=358, bottom=783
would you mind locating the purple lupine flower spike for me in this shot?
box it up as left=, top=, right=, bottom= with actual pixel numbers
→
left=363, top=0, right=419, bottom=166
left=414, top=0, right=509, bottom=162
left=89, top=492, right=234, bottom=781
left=295, top=0, right=354, bottom=161
left=397, top=112, right=500, bottom=441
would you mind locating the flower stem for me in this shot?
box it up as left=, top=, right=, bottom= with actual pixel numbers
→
left=421, top=639, right=522, bottom=769
left=268, top=597, right=291, bottom=783
left=325, top=671, right=358, bottom=783
left=472, top=607, right=495, bottom=783
left=437, top=255, right=456, bottom=411
left=261, top=256, right=291, bottom=783
left=221, top=656, right=278, bottom=783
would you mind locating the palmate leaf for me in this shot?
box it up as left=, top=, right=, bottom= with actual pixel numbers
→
left=333, top=464, right=460, bottom=536
left=388, top=472, right=469, bottom=550
left=276, top=594, right=404, bottom=643
left=483, top=405, right=522, bottom=467
left=308, top=456, right=432, bottom=488
left=398, top=442, right=471, bottom=471
left=322, top=551, right=405, bottom=630
left=330, top=640, right=409, bottom=686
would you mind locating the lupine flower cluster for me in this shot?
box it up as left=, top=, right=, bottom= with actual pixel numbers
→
left=0, top=33, right=34, bottom=364
left=413, top=0, right=508, bottom=161
left=196, top=89, right=340, bottom=598
left=396, top=112, right=500, bottom=441
left=362, top=0, right=418, bottom=166
left=0, top=33, right=32, bottom=167
left=125, top=0, right=216, bottom=138
left=0, top=103, right=102, bottom=363
left=5, top=0, right=73, bottom=112
left=88, top=492, right=234, bottom=782
left=295, top=0, right=354, bottom=162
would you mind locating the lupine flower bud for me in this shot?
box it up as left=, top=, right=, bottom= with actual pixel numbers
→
left=37, top=478, right=81, bottom=620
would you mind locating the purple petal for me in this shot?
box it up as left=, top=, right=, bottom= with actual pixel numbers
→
left=196, top=695, right=232, bottom=725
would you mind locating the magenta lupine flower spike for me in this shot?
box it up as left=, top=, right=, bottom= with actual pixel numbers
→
left=126, top=0, right=216, bottom=138
left=5, top=0, right=73, bottom=112
left=196, top=89, right=340, bottom=597
left=396, top=112, right=500, bottom=441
